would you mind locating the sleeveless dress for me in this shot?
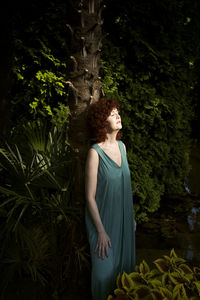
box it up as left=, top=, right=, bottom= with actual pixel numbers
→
left=85, top=140, right=136, bottom=300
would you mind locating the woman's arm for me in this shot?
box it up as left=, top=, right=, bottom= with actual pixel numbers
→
left=85, top=148, right=112, bottom=259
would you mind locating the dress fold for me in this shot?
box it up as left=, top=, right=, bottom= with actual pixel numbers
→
left=85, top=140, right=136, bottom=300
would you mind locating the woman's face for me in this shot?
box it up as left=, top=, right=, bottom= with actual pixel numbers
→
left=106, top=108, right=122, bottom=131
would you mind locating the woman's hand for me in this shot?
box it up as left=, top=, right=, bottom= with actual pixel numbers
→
left=134, top=220, right=137, bottom=231
left=94, top=231, right=112, bottom=260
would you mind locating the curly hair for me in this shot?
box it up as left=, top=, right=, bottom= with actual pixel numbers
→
left=87, top=97, right=121, bottom=143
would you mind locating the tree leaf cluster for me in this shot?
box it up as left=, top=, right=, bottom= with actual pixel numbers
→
left=10, top=0, right=70, bottom=134
left=101, top=0, right=200, bottom=221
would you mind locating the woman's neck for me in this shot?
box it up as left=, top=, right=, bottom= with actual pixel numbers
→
left=104, top=132, right=119, bottom=145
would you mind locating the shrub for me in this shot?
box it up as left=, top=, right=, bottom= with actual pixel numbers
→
left=0, top=123, right=89, bottom=298
left=108, top=249, right=200, bottom=300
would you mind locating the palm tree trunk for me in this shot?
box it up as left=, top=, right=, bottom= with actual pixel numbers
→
left=66, top=0, right=104, bottom=204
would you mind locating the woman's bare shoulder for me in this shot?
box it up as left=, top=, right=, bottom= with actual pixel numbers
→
left=88, top=147, right=98, bottom=154
left=86, top=147, right=99, bottom=162
left=85, top=147, right=99, bottom=173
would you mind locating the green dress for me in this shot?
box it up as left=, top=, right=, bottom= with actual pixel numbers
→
left=85, top=140, right=136, bottom=300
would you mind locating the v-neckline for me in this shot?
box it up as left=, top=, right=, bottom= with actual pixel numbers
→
left=96, top=141, right=122, bottom=168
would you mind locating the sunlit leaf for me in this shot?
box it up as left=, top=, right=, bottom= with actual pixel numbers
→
left=173, top=257, right=186, bottom=265
left=178, top=264, right=193, bottom=274
left=134, top=284, right=150, bottom=298
left=150, top=279, right=162, bottom=288
left=147, top=268, right=161, bottom=280
left=170, top=249, right=177, bottom=259
left=169, top=272, right=185, bottom=285
left=193, top=267, right=200, bottom=274
left=121, top=272, right=134, bottom=291
left=164, top=255, right=171, bottom=262
left=151, top=289, right=163, bottom=300
left=116, top=273, right=123, bottom=289
left=139, top=260, right=150, bottom=274
left=173, top=283, right=187, bottom=300
left=194, top=282, right=200, bottom=296
left=162, top=273, right=170, bottom=286
left=159, top=287, right=173, bottom=299
left=154, top=258, right=169, bottom=273
left=129, top=272, right=144, bottom=285
left=114, top=288, right=126, bottom=296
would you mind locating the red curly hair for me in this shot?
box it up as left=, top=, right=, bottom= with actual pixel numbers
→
left=87, top=97, right=121, bottom=143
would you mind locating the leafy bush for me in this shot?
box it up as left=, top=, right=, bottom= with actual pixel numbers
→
left=0, top=124, right=89, bottom=298
left=108, top=249, right=200, bottom=300
left=10, top=0, right=69, bottom=133
left=101, top=0, right=197, bottom=221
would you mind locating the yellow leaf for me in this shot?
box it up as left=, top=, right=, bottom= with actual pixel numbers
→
left=151, top=289, right=163, bottom=300
left=139, top=260, right=150, bottom=274
left=170, top=248, right=177, bottom=258
left=114, top=288, right=126, bottom=296
left=162, top=273, right=170, bottom=286
left=193, top=267, right=200, bottom=274
left=116, top=272, right=122, bottom=288
left=194, top=281, right=200, bottom=296
left=121, top=272, right=134, bottom=291
left=159, top=287, right=173, bottom=299
left=169, top=272, right=185, bottom=285
left=150, top=279, right=162, bottom=288
left=129, top=272, right=144, bottom=285
left=173, top=284, right=187, bottom=300
left=134, top=285, right=150, bottom=299
left=147, top=269, right=161, bottom=281
left=154, top=258, right=169, bottom=273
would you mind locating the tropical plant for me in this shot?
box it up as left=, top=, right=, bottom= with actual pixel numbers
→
left=0, top=123, right=89, bottom=299
left=108, top=249, right=200, bottom=300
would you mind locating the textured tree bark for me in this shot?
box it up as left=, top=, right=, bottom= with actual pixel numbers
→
left=66, top=0, right=104, bottom=205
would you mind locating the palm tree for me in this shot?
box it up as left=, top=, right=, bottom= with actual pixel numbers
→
left=66, top=0, right=104, bottom=204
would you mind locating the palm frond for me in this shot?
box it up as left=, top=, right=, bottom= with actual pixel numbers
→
left=24, top=121, right=48, bottom=153
left=0, top=147, right=19, bottom=174
left=0, top=122, right=84, bottom=293
left=12, top=204, right=29, bottom=231
left=15, top=144, right=26, bottom=175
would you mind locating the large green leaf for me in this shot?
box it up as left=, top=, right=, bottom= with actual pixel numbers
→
left=194, top=282, right=200, bottom=296
left=139, top=260, right=150, bottom=275
left=173, top=283, right=188, bottom=300
left=170, top=249, right=178, bottom=259
left=150, top=279, right=162, bottom=289
left=159, top=287, right=173, bottom=300
left=134, top=284, right=150, bottom=299
left=178, top=264, right=193, bottom=274
left=154, top=258, right=170, bottom=273
left=121, top=272, right=135, bottom=291
left=169, top=272, right=186, bottom=285
left=151, top=289, right=163, bottom=300
left=129, top=272, right=145, bottom=285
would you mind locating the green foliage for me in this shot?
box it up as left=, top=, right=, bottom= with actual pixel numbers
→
left=0, top=124, right=89, bottom=298
left=10, top=1, right=69, bottom=133
left=101, top=0, right=198, bottom=221
left=51, top=103, right=70, bottom=132
left=108, top=249, right=200, bottom=300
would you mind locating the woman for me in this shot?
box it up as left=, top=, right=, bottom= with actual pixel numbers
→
left=85, top=97, right=136, bottom=300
